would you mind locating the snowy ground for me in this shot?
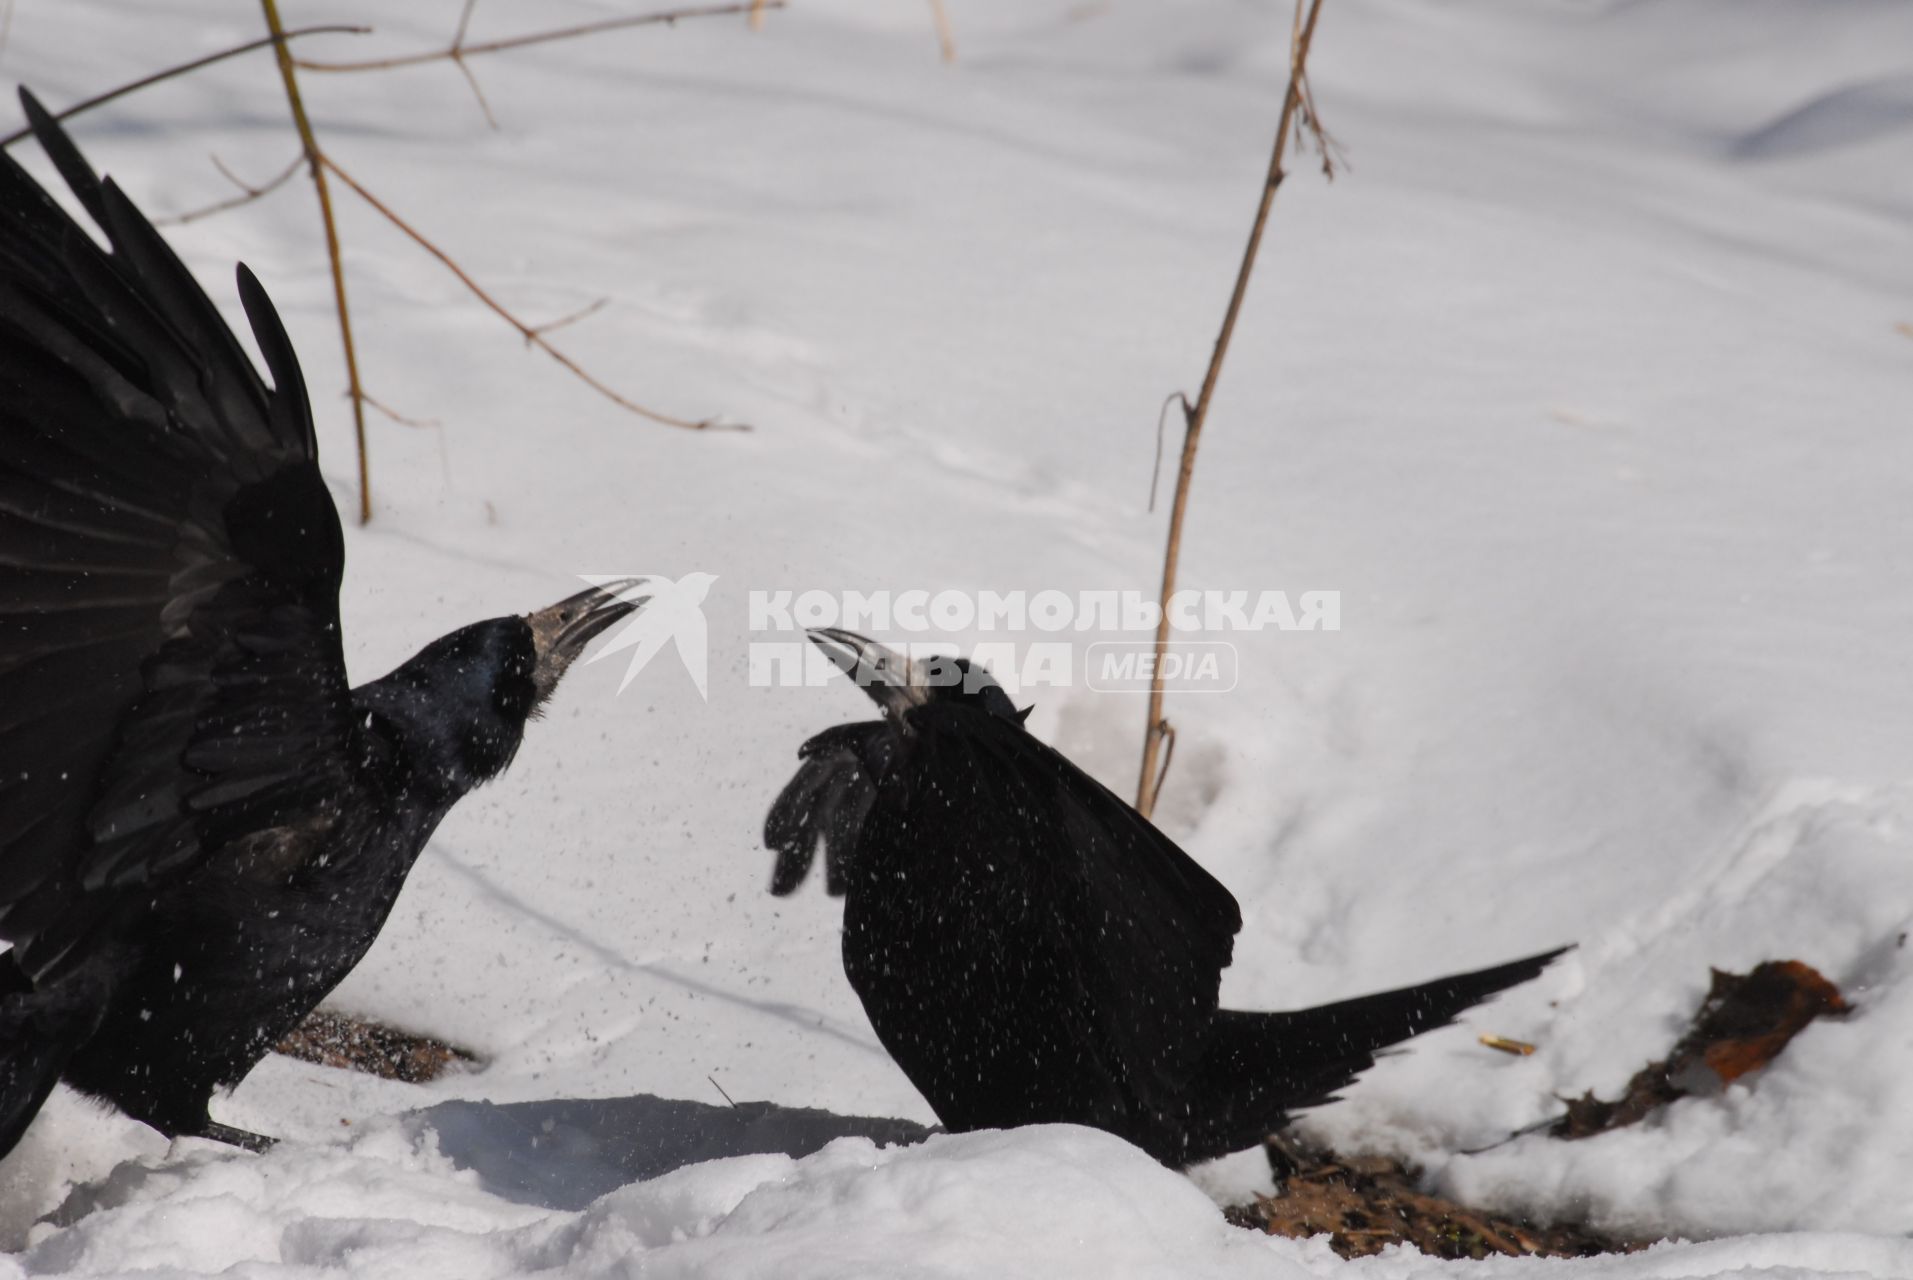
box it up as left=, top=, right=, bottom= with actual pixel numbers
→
left=2, top=0, right=1911, bottom=1274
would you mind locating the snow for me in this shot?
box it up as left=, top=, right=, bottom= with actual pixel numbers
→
left=3, top=0, right=1912, bottom=1274
left=11, top=1125, right=1913, bottom=1279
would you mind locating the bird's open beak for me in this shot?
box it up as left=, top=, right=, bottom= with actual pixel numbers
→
left=527, top=580, right=647, bottom=706
left=807, top=628, right=928, bottom=718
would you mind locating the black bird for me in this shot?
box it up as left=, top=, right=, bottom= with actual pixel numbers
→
left=767, top=629, right=1567, bottom=1166
left=0, top=93, right=641, bottom=1156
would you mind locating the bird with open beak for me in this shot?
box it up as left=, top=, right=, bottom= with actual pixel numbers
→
left=0, top=91, right=646, bottom=1156
left=767, top=629, right=1566, bottom=1166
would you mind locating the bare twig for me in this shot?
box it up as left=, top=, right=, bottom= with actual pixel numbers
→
left=450, top=58, right=498, bottom=129
left=361, top=390, right=441, bottom=430
left=155, top=152, right=303, bottom=227
left=1134, top=0, right=1330, bottom=818
left=1148, top=722, right=1176, bottom=810
left=213, top=152, right=299, bottom=200
left=1287, top=0, right=1341, bottom=175
left=527, top=296, right=610, bottom=342
left=322, top=154, right=740, bottom=431
left=437, top=0, right=501, bottom=128
left=293, top=2, right=780, bottom=73
left=1292, top=69, right=1345, bottom=177
left=928, top=0, right=957, bottom=63
left=452, top=0, right=481, bottom=49
left=260, top=0, right=375, bottom=525
left=1148, top=392, right=1191, bottom=513
left=1479, top=1035, right=1538, bottom=1056
left=0, top=24, right=368, bottom=149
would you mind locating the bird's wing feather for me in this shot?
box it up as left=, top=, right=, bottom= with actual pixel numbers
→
left=911, top=702, right=1243, bottom=1102
left=765, top=721, right=893, bottom=896
left=0, top=92, right=352, bottom=980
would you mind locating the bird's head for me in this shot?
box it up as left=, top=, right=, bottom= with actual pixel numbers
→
left=806, top=628, right=1026, bottom=725
left=359, top=581, right=645, bottom=800
left=522, top=579, right=649, bottom=715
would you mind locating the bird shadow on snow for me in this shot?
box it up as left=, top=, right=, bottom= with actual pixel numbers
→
left=406, top=1094, right=935, bottom=1212
left=3, top=1093, right=932, bottom=1250
left=1731, top=73, right=1913, bottom=160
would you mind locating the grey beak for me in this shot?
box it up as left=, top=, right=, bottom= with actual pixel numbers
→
left=525, top=580, right=646, bottom=706
left=529, top=579, right=647, bottom=658
left=807, top=628, right=927, bottom=718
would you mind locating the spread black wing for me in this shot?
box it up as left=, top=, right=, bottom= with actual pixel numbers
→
left=901, top=702, right=1243, bottom=1106
left=0, top=91, right=352, bottom=981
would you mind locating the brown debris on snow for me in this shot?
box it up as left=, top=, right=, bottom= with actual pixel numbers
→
left=1226, top=1136, right=1637, bottom=1260
left=1552, top=959, right=1847, bottom=1140
left=1229, top=959, right=1846, bottom=1257
left=274, top=1009, right=478, bottom=1083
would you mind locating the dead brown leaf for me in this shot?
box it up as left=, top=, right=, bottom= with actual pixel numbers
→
left=1553, top=960, right=1845, bottom=1140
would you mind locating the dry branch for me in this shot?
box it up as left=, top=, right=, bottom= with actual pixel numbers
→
left=10, top=1, right=754, bottom=523
left=928, top=0, right=957, bottom=63
left=321, top=154, right=740, bottom=432
left=529, top=296, right=611, bottom=341
left=361, top=390, right=441, bottom=430
left=444, top=0, right=500, bottom=129
left=260, top=0, right=374, bottom=525
left=1133, top=0, right=1329, bottom=818
left=293, top=2, right=781, bottom=73
left=0, top=24, right=366, bottom=149
left=155, top=152, right=303, bottom=227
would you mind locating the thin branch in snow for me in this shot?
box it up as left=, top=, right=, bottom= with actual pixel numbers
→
left=451, top=0, right=481, bottom=50
left=0, top=24, right=368, bottom=149
left=1286, top=0, right=1346, bottom=179
left=291, top=2, right=782, bottom=74
left=260, top=0, right=375, bottom=525
left=1133, top=0, right=1332, bottom=818
left=361, top=390, right=441, bottom=430
left=322, top=154, right=745, bottom=432
left=1147, top=392, right=1192, bottom=513
left=526, top=296, right=610, bottom=344
left=928, top=0, right=957, bottom=63
left=155, top=151, right=303, bottom=227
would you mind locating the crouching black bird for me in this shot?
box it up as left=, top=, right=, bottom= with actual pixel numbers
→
left=766, top=630, right=1568, bottom=1166
left=0, top=92, right=642, bottom=1157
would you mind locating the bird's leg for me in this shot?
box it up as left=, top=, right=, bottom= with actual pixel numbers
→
left=180, top=1120, right=279, bottom=1153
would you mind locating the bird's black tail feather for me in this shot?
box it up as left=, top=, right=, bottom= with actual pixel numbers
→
left=1179, top=946, right=1568, bottom=1165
